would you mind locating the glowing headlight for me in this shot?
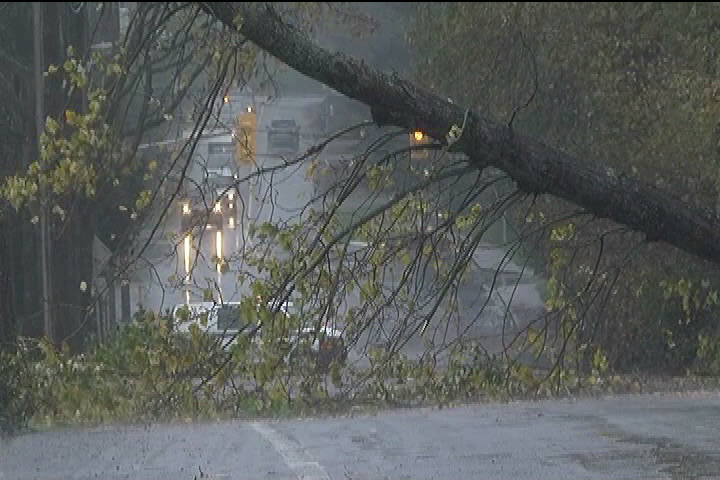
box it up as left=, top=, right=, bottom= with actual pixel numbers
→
left=216, top=231, right=223, bottom=267
left=183, top=235, right=191, bottom=277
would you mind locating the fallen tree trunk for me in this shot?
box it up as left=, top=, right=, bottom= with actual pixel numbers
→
left=203, top=2, right=720, bottom=266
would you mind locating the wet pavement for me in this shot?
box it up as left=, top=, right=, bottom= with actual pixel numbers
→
left=2, top=392, right=719, bottom=479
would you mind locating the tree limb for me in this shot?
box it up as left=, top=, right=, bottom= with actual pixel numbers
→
left=202, top=2, right=720, bottom=266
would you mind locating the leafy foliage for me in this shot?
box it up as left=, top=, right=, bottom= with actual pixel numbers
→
left=411, top=2, right=720, bottom=373
left=0, top=344, right=40, bottom=435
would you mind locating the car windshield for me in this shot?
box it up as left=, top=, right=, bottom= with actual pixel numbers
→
left=216, top=305, right=243, bottom=331
left=208, top=142, right=234, bottom=155
left=271, top=120, right=296, bottom=129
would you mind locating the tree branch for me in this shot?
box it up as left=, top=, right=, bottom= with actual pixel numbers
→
left=202, top=2, right=720, bottom=266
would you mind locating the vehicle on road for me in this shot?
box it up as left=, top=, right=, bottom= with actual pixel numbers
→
left=179, top=178, right=238, bottom=232
left=208, top=180, right=238, bottom=230
left=170, top=301, right=347, bottom=370
left=179, top=193, right=224, bottom=232
left=207, top=139, right=235, bottom=168
left=267, top=119, right=301, bottom=152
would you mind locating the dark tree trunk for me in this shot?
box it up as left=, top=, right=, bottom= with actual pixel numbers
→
left=204, top=2, right=720, bottom=267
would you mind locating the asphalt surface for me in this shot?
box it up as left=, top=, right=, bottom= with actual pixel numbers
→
left=2, top=392, right=719, bottom=479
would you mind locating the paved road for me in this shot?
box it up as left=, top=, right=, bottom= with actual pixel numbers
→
left=2, top=392, right=719, bottom=479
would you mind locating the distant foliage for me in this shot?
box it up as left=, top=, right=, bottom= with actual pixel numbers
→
left=410, top=2, right=720, bottom=373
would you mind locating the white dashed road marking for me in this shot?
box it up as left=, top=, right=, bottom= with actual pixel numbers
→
left=250, top=422, right=330, bottom=480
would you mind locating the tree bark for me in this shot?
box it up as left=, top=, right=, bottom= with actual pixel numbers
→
left=203, top=2, right=720, bottom=266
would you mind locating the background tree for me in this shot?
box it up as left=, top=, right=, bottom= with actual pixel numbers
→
left=410, top=2, right=720, bottom=373
left=0, top=3, right=242, bottom=350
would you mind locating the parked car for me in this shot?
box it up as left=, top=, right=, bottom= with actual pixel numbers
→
left=267, top=119, right=300, bottom=152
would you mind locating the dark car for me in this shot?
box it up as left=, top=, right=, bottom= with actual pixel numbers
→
left=179, top=193, right=223, bottom=233
left=268, top=119, right=300, bottom=152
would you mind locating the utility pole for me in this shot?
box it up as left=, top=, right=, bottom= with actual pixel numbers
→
left=34, top=2, right=53, bottom=343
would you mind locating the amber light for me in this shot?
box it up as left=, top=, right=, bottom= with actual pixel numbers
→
left=413, top=131, right=424, bottom=141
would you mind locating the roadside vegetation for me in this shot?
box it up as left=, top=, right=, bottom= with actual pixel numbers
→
left=3, top=304, right=720, bottom=435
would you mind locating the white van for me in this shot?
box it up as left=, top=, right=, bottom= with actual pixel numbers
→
left=170, top=300, right=347, bottom=366
left=170, top=300, right=303, bottom=350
